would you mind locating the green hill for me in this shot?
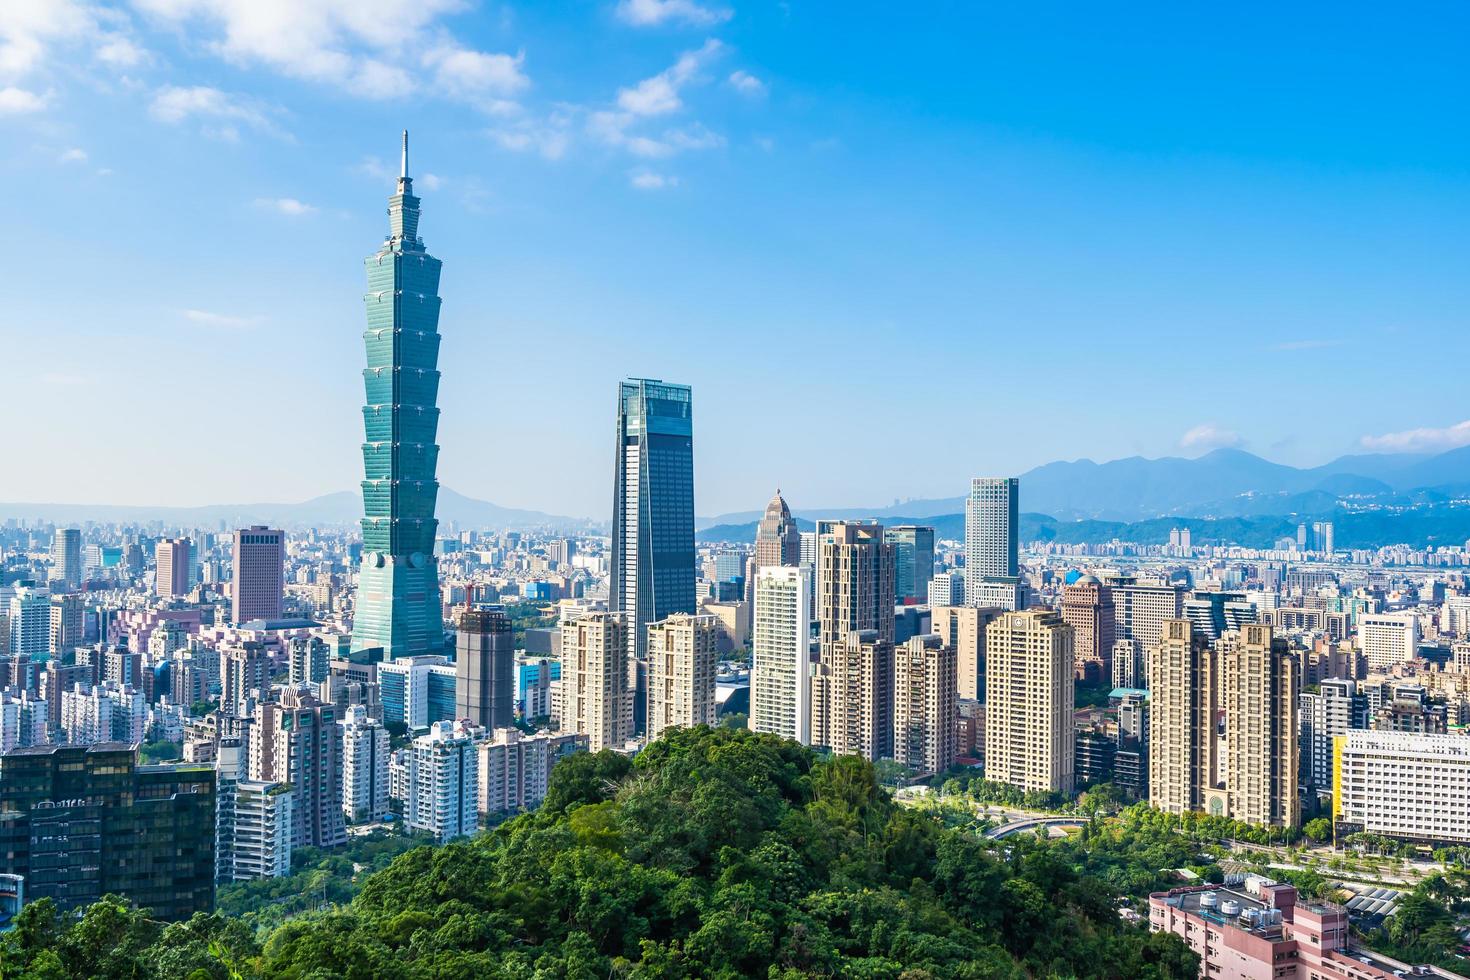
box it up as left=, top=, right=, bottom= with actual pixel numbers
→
left=0, top=727, right=1198, bottom=979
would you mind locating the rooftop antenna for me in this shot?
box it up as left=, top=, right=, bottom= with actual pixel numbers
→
left=400, top=129, right=409, bottom=180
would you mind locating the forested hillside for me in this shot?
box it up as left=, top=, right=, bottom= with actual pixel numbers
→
left=0, top=727, right=1199, bottom=978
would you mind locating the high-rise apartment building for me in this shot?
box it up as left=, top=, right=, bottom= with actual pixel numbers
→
left=351, top=133, right=446, bottom=660
left=340, top=704, right=391, bottom=823
left=1299, top=678, right=1366, bottom=793
left=8, top=586, right=50, bottom=659
left=930, top=604, right=1000, bottom=702
left=156, top=538, right=191, bottom=599
left=965, top=477, right=1020, bottom=610
left=885, top=526, right=936, bottom=603
left=816, top=522, right=895, bottom=655
left=754, top=490, right=801, bottom=571
left=1111, top=580, right=1185, bottom=669
left=214, top=740, right=292, bottom=881
left=232, top=526, right=284, bottom=624
left=559, top=613, right=633, bottom=751
left=1358, top=613, right=1418, bottom=671
left=0, top=744, right=216, bottom=920
left=610, top=379, right=695, bottom=733
left=406, top=719, right=479, bottom=843
left=1219, top=624, right=1300, bottom=828
left=250, top=688, right=346, bottom=849
left=810, top=629, right=895, bottom=761
left=48, top=593, right=82, bottom=657
left=1147, top=619, right=1217, bottom=815
left=750, top=565, right=813, bottom=744
left=477, top=728, right=586, bottom=816
left=456, top=607, right=514, bottom=731
left=1059, top=576, right=1114, bottom=680
left=983, top=609, right=1074, bottom=794
left=50, top=528, right=81, bottom=589
left=220, top=641, right=272, bottom=715
left=646, top=613, right=718, bottom=739
left=893, top=633, right=958, bottom=775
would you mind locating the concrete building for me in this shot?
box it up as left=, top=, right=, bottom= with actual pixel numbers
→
left=1148, top=619, right=1216, bottom=816
left=884, top=525, right=936, bottom=603
left=1059, top=575, right=1114, bottom=681
left=1299, top=678, right=1366, bottom=795
left=288, top=635, right=329, bottom=687
left=930, top=604, right=1000, bottom=702
left=406, top=719, right=480, bottom=843
left=928, top=571, right=965, bottom=608
left=1110, top=580, right=1185, bottom=663
left=50, top=528, right=82, bottom=589
left=8, top=586, right=50, bottom=659
left=340, top=704, right=391, bottom=823
left=645, top=613, right=718, bottom=739
left=892, top=633, right=957, bottom=775
left=753, top=490, right=801, bottom=572
left=378, top=655, right=458, bottom=730
left=964, top=477, right=1019, bottom=610
left=810, top=629, right=894, bottom=762
left=816, top=521, right=895, bottom=659
left=983, top=609, right=1075, bottom=794
left=215, top=740, right=292, bottom=881
left=1358, top=613, right=1419, bottom=672
left=1335, top=731, right=1470, bottom=844
left=456, top=606, right=514, bottom=731
left=1219, top=625, right=1300, bottom=828
left=232, top=526, right=284, bottom=624
left=559, top=613, right=633, bottom=751
left=48, top=593, right=82, bottom=656
left=250, top=688, right=346, bottom=850
left=477, top=728, right=586, bottom=815
left=156, top=538, right=192, bottom=599
left=220, top=641, right=272, bottom=715
left=750, top=565, right=812, bottom=744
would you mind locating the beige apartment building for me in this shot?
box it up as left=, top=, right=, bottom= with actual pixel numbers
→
left=1220, top=623, right=1300, bottom=828
left=810, top=629, right=894, bottom=761
left=559, top=612, right=633, bottom=751
left=646, top=613, right=719, bottom=739
left=1147, top=618, right=1217, bottom=815
left=983, top=609, right=1074, bottom=794
left=930, top=604, right=1001, bottom=702
left=893, top=633, right=958, bottom=775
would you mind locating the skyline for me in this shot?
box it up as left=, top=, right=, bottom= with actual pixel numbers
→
left=3, top=3, right=1468, bottom=517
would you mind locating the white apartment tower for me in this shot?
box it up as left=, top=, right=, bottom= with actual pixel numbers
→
left=407, top=720, right=480, bottom=843
left=750, top=565, right=812, bottom=744
left=340, top=704, right=391, bottom=823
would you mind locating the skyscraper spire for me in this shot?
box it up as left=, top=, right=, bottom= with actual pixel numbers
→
left=400, top=129, right=409, bottom=181
left=387, top=130, right=420, bottom=251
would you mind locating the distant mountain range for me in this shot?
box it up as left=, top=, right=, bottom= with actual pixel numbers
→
left=0, top=488, right=589, bottom=532
left=697, top=446, right=1470, bottom=528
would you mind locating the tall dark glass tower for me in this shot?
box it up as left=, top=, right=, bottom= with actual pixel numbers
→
left=610, top=379, right=695, bottom=733
left=351, top=132, right=444, bottom=659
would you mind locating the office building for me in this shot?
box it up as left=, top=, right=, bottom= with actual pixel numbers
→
left=232, top=526, right=285, bottom=624
left=1219, top=625, right=1300, bottom=828
left=379, top=655, right=458, bottom=730
left=754, top=490, right=801, bottom=572
left=406, top=719, right=479, bottom=843
left=930, top=604, right=1000, bottom=702
left=456, top=606, right=514, bottom=731
left=1147, top=619, right=1217, bottom=815
left=1335, top=731, right=1470, bottom=844
left=340, top=704, right=391, bottom=823
left=983, top=609, right=1074, bottom=794
left=50, top=528, right=81, bottom=589
left=929, top=571, right=964, bottom=608
left=559, top=613, right=633, bottom=751
left=1358, top=613, right=1418, bottom=671
left=0, top=743, right=215, bottom=920
left=892, top=633, right=958, bottom=775
left=1299, top=678, right=1367, bottom=794
left=1111, top=580, right=1185, bottom=666
left=810, top=629, right=894, bottom=761
left=885, top=525, right=935, bottom=603
left=250, top=688, right=346, bottom=849
left=646, top=613, right=718, bottom=739
left=750, top=565, right=813, bottom=744
left=352, top=133, right=446, bottom=660
left=156, top=538, right=191, bottom=599
left=215, top=740, right=292, bottom=881
left=965, top=477, right=1020, bottom=610
left=1059, top=575, right=1114, bottom=680
left=477, top=728, right=586, bottom=815
left=610, top=378, right=696, bottom=734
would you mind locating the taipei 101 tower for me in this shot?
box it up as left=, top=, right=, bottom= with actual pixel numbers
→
left=351, top=131, right=445, bottom=659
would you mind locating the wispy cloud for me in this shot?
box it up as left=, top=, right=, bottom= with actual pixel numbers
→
left=0, top=0, right=151, bottom=98
left=728, top=70, right=765, bottom=96
left=422, top=44, right=527, bottom=112
left=616, top=39, right=723, bottom=117
left=252, top=197, right=316, bottom=216
left=1271, top=339, right=1343, bottom=351
left=182, top=308, right=261, bottom=329
left=57, top=147, right=87, bottom=163
left=1360, top=420, right=1470, bottom=454
left=149, top=85, right=277, bottom=141
left=615, top=0, right=732, bottom=28
left=1180, top=423, right=1243, bottom=452
left=0, top=86, right=46, bottom=114
left=629, top=169, right=678, bottom=190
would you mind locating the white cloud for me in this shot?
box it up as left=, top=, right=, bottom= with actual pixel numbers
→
left=182, top=308, right=260, bottom=328
left=0, top=86, right=46, bottom=113
left=148, top=85, right=273, bottom=136
left=418, top=173, right=444, bottom=191
left=616, top=38, right=722, bottom=117
left=629, top=170, right=677, bottom=190
left=95, top=34, right=147, bottom=67
left=423, top=44, right=528, bottom=105
left=1180, top=423, right=1243, bottom=452
left=58, top=147, right=87, bottom=163
left=489, top=121, right=572, bottom=160
left=727, top=69, right=764, bottom=96
left=0, top=1, right=150, bottom=93
left=252, top=197, right=317, bottom=216
left=1360, top=420, right=1470, bottom=454
left=615, top=0, right=731, bottom=27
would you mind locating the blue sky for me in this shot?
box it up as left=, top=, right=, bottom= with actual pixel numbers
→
left=2, top=1, right=1467, bottom=519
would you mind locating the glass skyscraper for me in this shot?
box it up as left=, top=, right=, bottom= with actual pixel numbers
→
left=351, top=132, right=445, bottom=659
left=610, top=379, right=696, bottom=732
